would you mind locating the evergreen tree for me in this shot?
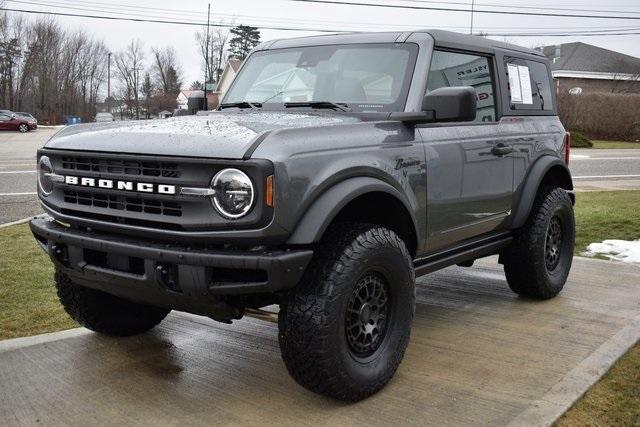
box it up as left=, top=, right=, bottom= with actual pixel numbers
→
left=228, top=25, right=260, bottom=60
left=165, top=65, right=181, bottom=96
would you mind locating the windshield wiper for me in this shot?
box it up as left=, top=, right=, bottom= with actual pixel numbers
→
left=284, top=101, right=351, bottom=112
left=219, top=101, right=262, bottom=110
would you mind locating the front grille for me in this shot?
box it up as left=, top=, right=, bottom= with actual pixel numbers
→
left=61, top=156, right=180, bottom=178
left=63, top=190, right=182, bottom=217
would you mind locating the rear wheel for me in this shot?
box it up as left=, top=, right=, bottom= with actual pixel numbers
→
left=55, top=271, right=170, bottom=336
left=278, top=223, right=415, bottom=401
left=502, top=186, right=575, bottom=299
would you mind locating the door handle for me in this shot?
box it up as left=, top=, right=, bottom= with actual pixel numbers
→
left=491, top=144, right=513, bottom=156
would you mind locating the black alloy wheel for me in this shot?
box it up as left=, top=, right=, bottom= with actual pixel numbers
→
left=345, top=272, right=390, bottom=358
left=545, top=215, right=563, bottom=271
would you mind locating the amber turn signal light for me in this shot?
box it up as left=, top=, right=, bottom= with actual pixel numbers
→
left=265, top=175, right=274, bottom=207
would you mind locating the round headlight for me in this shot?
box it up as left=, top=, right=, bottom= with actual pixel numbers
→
left=211, top=168, right=254, bottom=219
left=38, top=156, right=54, bottom=196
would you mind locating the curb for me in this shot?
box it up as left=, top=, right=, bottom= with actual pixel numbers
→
left=0, top=217, right=31, bottom=229
left=0, top=328, right=90, bottom=354
left=508, top=314, right=640, bottom=427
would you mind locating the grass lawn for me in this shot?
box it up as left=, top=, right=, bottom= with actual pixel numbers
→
left=556, top=342, right=640, bottom=426
left=574, top=191, right=640, bottom=255
left=591, top=140, right=640, bottom=149
left=0, top=223, right=76, bottom=340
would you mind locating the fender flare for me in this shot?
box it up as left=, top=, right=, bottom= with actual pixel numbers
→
left=510, top=156, right=574, bottom=229
left=286, top=176, right=419, bottom=248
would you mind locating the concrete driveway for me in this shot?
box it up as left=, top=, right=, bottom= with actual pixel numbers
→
left=1, top=256, right=638, bottom=426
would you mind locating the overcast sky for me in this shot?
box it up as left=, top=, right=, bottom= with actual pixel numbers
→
left=4, top=0, right=640, bottom=89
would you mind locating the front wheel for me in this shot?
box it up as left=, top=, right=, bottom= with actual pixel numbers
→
left=278, top=223, right=415, bottom=401
left=18, top=124, right=29, bottom=133
left=502, top=186, right=575, bottom=299
left=55, top=271, right=170, bottom=336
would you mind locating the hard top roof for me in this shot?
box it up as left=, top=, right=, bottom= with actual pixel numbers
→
left=259, top=29, right=544, bottom=57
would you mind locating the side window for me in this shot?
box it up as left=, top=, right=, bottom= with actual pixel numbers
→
left=427, top=50, right=496, bottom=123
left=0, top=114, right=10, bottom=121
left=505, top=58, right=553, bottom=111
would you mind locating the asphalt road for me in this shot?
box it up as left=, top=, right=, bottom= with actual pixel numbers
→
left=570, top=148, right=640, bottom=191
left=0, top=129, right=639, bottom=224
left=1, top=256, right=638, bottom=426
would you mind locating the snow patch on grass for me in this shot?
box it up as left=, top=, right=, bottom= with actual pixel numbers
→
left=584, top=239, right=640, bottom=263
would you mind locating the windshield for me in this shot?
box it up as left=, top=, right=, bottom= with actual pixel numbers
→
left=223, top=43, right=418, bottom=112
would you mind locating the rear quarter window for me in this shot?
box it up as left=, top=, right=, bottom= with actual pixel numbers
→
left=427, top=50, right=497, bottom=123
left=504, top=58, right=553, bottom=112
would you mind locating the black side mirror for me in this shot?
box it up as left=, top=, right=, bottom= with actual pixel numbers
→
left=422, top=86, right=477, bottom=122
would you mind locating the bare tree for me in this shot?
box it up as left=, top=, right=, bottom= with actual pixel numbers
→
left=0, top=14, right=108, bottom=123
left=114, top=39, right=144, bottom=119
left=610, top=71, right=640, bottom=94
left=195, top=25, right=229, bottom=85
left=151, top=46, right=182, bottom=96
left=140, top=72, right=153, bottom=118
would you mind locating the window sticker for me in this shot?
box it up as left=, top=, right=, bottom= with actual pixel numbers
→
left=517, top=65, right=533, bottom=104
left=507, top=64, right=522, bottom=103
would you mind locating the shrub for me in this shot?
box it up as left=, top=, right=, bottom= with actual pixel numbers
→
left=557, top=92, right=640, bottom=141
left=570, top=131, right=593, bottom=148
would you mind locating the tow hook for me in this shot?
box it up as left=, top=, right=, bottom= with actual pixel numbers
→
left=156, top=263, right=181, bottom=292
left=51, top=244, right=69, bottom=266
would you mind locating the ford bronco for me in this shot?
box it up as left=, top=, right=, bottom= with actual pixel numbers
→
left=30, top=30, right=575, bottom=401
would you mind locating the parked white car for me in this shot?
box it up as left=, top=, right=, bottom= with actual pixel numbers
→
left=95, top=112, right=114, bottom=122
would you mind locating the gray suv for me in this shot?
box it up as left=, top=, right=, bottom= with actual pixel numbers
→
left=30, top=30, right=575, bottom=401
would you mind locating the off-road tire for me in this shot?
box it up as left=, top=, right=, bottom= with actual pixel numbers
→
left=55, top=271, right=170, bottom=336
left=503, top=186, right=575, bottom=299
left=18, top=124, right=29, bottom=133
left=278, top=223, right=415, bottom=401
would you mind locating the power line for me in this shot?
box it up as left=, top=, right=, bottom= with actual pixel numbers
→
left=3, top=6, right=640, bottom=37
left=289, top=0, right=640, bottom=20
left=0, top=7, right=338, bottom=32
left=62, top=0, right=640, bottom=17
left=9, top=0, right=640, bottom=34
left=367, top=0, right=640, bottom=15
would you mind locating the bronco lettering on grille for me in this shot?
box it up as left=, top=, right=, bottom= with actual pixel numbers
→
left=64, top=175, right=176, bottom=195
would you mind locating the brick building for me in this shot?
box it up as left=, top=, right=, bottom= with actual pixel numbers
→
left=541, top=42, right=640, bottom=95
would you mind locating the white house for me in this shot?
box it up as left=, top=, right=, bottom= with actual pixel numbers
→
left=176, top=90, right=203, bottom=110
left=216, top=59, right=243, bottom=99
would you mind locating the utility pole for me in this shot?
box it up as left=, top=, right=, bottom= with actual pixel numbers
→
left=107, top=52, right=112, bottom=114
left=469, top=0, right=475, bottom=35
left=134, top=67, right=140, bottom=120
left=203, top=3, right=211, bottom=111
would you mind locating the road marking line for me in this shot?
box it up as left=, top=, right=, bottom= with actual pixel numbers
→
left=0, top=192, right=37, bottom=196
left=573, top=174, right=640, bottom=179
left=0, top=170, right=36, bottom=174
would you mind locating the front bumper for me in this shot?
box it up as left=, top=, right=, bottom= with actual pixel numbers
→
left=30, top=215, right=313, bottom=315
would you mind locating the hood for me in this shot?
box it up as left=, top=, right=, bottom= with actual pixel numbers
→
left=44, top=112, right=363, bottom=159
